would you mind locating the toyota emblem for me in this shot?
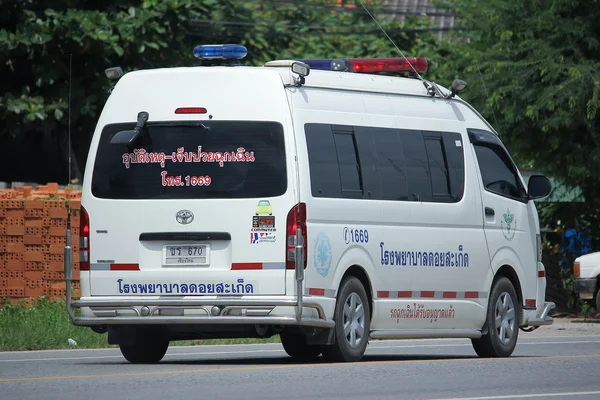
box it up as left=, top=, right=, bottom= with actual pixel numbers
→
left=176, top=210, right=194, bottom=225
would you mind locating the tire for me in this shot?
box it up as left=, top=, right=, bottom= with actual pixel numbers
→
left=119, top=329, right=169, bottom=364
left=595, top=286, right=600, bottom=313
left=321, top=276, right=370, bottom=363
left=280, top=331, right=322, bottom=361
left=471, top=277, right=520, bottom=358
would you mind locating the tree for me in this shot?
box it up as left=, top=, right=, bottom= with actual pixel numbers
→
left=434, top=0, right=600, bottom=246
left=0, top=0, right=440, bottom=184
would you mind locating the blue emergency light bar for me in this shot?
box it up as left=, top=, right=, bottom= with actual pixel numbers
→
left=298, top=57, right=428, bottom=74
left=193, top=44, right=248, bottom=60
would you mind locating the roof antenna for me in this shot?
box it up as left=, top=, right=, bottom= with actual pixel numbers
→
left=68, top=53, right=72, bottom=196
left=358, top=0, right=438, bottom=97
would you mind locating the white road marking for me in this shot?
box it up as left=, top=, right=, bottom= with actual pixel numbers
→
left=427, top=390, right=600, bottom=400
left=1, top=339, right=599, bottom=363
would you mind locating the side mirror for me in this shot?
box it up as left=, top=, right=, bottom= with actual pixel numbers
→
left=527, top=175, right=552, bottom=200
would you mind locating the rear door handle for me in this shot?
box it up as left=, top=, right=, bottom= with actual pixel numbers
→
left=485, top=207, right=495, bottom=216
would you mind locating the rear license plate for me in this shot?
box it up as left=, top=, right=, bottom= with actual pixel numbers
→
left=162, top=244, right=210, bottom=266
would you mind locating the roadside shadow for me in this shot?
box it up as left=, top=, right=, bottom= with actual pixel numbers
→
left=83, top=353, right=478, bottom=366
left=159, top=354, right=477, bottom=365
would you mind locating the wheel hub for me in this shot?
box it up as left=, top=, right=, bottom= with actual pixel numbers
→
left=343, top=292, right=365, bottom=348
left=495, top=292, right=516, bottom=345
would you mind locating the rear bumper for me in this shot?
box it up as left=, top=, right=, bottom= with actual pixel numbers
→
left=524, top=301, right=555, bottom=327
left=67, top=296, right=334, bottom=328
left=573, top=278, right=597, bottom=299
left=63, top=239, right=334, bottom=330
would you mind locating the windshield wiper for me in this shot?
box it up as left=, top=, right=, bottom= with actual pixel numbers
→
left=110, top=111, right=149, bottom=145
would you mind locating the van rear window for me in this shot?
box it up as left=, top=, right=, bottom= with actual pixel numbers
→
left=91, top=121, right=287, bottom=199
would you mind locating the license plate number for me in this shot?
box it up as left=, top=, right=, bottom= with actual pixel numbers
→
left=163, top=244, right=210, bottom=266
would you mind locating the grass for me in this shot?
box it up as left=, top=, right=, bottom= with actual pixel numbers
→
left=0, top=297, right=281, bottom=352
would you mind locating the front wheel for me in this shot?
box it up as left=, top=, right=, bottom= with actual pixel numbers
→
left=119, top=329, right=169, bottom=364
left=472, top=277, right=520, bottom=358
left=321, top=276, right=370, bottom=363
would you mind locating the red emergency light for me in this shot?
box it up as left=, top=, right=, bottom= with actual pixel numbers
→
left=298, top=57, right=428, bottom=74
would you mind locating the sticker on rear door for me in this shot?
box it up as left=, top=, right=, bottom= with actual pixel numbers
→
left=250, top=232, right=276, bottom=244
left=250, top=200, right=277, bottom=243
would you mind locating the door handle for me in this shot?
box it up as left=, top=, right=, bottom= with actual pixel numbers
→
left=485, top=207, right=495, bottom=216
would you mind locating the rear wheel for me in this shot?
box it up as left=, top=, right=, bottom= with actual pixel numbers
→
left=119, top=329, right=169, bottom=364
left=280, top=331, right=322, bottom=361
left=321, top=276, right=370, bottom=363
left=471, top=277, right=520, bottom=358
left=595, top=286, right=600, bottom=313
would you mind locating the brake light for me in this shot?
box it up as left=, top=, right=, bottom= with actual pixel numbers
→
left=80, top=206, right=90, bottom=271
left=574, top=261, right=580, bottom=278
left=286, top=203, right=307, bottom=270
left=175, top=107, right=207, bottom=114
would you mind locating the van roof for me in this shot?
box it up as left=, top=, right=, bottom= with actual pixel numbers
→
left=108, top=62, right=498, bottom=134
left=116, top=63, right=452, bottom=100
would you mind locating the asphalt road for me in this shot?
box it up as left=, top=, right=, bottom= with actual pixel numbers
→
left=1, top=331, right=600, bottom=400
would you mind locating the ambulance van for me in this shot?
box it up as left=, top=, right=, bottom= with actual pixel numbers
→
left=64, top=44, right=555, bottom=363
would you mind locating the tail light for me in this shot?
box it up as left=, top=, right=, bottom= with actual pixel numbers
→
left=286, top=203, right=307, bottom=270
left=574, top=261, right=580, bottom=278
left=80, top=206, right=90, bottom=271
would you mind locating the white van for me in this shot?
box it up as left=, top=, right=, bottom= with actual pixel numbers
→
left=64, top=44, right=555, bottom=364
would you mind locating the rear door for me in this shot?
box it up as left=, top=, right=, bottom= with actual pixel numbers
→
left=87, top=120, right=293, bottom=296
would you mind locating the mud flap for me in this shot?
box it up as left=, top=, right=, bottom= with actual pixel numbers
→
left=108, top=326, right=139, bottom=345
left=303, top=326, right=335, bottom=346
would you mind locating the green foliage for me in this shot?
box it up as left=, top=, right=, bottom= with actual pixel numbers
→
left=434, top=0, right=600, bottom=235
left=0, top=0, right=441, bottom=176
left=0, top=297, right=111, bottom=350
left=0, top=297, right=281, bottom=351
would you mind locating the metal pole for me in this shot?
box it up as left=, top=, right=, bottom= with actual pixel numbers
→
left=295, top=227, right=304, bottom=322
left=64, top=224, right=75, bottom=322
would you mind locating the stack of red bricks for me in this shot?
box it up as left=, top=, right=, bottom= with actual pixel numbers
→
left=0, top=183, right=83, bottom=306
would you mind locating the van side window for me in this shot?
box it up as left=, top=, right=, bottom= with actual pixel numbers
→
left=442, top=132, right=465, bottom=202
left=304, top=123, right=465, bottom=203
left=424, top=134, right=450, bottom=201
left=371, top=127, right=409, bottom=200
left=304, top=123, right=343, bottom=198
left=473, top=144, right=523, bottom=200
left=332, top=130, right=363, bottom=197
left=400, top=130, right=432, bottom=202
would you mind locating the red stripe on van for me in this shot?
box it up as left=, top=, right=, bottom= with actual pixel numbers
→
left=231, top=262, right=263, bottom=270
left=464, top=291, right=479, bottom=298
left=377, top=291, right=390, bottom=298
left=110, top=263, right=139, bottom=271
left=525, top=299, right=537, bottom=307
left=308, top=288, right=325, bottom=296
left=420, top=291, right=435, bottom=298
left=443, top=291, right=457, bottom=298
left=538, top=270, right=546, bottom=278
left=397, top=291, right=412, bottom=298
